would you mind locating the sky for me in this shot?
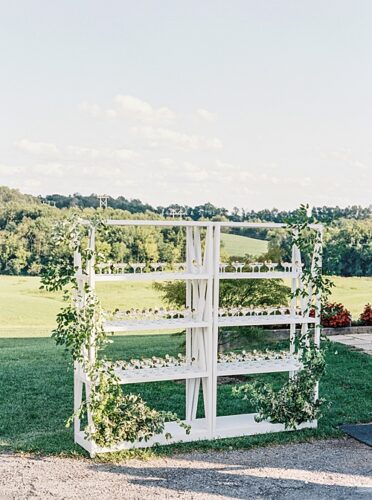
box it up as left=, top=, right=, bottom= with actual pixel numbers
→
left=0, top=0, right=371, bottom=210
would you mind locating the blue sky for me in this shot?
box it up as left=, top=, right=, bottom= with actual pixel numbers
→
left=0, top=1, right=371, bottom=209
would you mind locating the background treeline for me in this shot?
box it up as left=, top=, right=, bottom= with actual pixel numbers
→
left=1, top=185, right=371, bottom=277
left=42, top=191, right=372, bottom=223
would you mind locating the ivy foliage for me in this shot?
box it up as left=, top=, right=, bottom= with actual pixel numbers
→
left=234, top=205, right=332, bottom=429
left=41, top=215, right=188, bottom=447
left=53, top=287, right=109, bottom=362
left=287, top=204, right=334, bottom=312
left=233, top=334, right=327, bottom=429
left=77, top=367, right=189, bottom=447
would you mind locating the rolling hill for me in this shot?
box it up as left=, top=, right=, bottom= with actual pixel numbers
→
left=220, top=232, right=268, bottom=257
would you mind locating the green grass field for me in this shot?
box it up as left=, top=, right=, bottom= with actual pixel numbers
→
left=0, top=274, right=371, bottom=459
left=329, top=276, right=372, bottom=318
left=0, top=276, right=162, bottom=337
left=221, top=232, right=268, bottom=257
left=0, top=334, right=371, bottom=457
left=0, top=275, right=370, bottom=337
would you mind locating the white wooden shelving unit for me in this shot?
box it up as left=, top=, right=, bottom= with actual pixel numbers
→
left=72, top=219, right=322, bottom=456
left=74, top=220, right=215, bottom=456
left=212, top=222, right=322, bottom=440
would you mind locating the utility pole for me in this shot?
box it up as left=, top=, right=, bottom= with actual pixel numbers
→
left=97, top=195, right=109, bottom=209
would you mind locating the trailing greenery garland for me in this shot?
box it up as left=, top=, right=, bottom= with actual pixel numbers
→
left=41, top=214, right=189, bottom=448
left=233, top=333, right=327, bottom=429
left=288, top=204, right=334, bottom=314
left=234, top=205, right=333, bottom=429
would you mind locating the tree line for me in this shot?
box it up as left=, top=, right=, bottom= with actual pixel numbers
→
left=0, top=185, right=371, bottom=277
left=40, top=190, right=372, bottom=223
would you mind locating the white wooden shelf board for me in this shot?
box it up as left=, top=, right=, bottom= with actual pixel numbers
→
left=75, top=414, right=317, bottom=455
left=104, top=318, right=208, bottom=332
left=217, top=356, right=301, bottom=377
left=95, top=272, right=210, bottom=282
left=112, top=364, right=208, bottom=384
left=76, top=418, right=210, bottom=454
left=214, top=414, right=317, bottom=439
left=218, top=315, right=316, bottom=328
left=219, top=272, right=300, bottom=280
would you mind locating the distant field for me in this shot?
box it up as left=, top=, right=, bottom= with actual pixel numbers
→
left=0, top=274, right=371, bottom=337
left=0, top=276, right=162, bottom=337
left=220, top=232, right=268, bottom=257
left=330, top=276, right=372, bottom=318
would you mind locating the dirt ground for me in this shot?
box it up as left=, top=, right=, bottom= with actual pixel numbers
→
left=0, top=439, right=371, bottom=500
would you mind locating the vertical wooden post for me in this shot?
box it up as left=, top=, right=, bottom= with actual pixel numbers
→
left=202, top=226, right=214, bottom=435
left=87, top=226, right=96, bottom=364
left=211, top=224, right=221, bottom=435
left=289, top=237, right=300, bottom=378
left=185, top=227, right=193, bottom=420
left=73, top=248, right=83, bottom=441
left=290, top=238, right=298, bottom=356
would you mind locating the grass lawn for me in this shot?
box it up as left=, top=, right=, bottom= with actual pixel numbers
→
left=0, top=333, right=371, bottom=459
left=1, top=275, right=371, bottom=337
left=330, top=276, right=372, bottom=318
left=0, top=276, right=162, bottom=337
left=220, top=232, right=268, bottom=257
left=1, top=275, right=371, bottom=459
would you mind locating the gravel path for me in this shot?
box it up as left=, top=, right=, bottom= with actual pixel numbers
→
left=0, top=439, right=371, bottom=499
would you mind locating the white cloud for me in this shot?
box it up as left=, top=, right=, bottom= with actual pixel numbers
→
left=105, top=109, right=117, bottom=118
left=30, top=163, right=65, bottom=176
left=352, top=160, right=368, bottom=170
left=68, top=146, right=139, bottom=161
left=159, top=157, right=174, bottom=166
left=14, top=139, right=59, bottom=156
left=110, top=148, right=139, bottom=161
left=0, top=164, right=24, bottom=175
left=0, top=162, right=69, bottom=178
left=114, top=95, right=175, bottom=123
left=79, top=95, right=176, bottom=123
left=131, top=126, right=223, bottom=151
left=79, top=101, right=101, bottom=117
left=320, top=149, right=370, bottom=172
left=196, top=108, right=218, bottom=123
left=68, top=146, right=101, bottom=160
left=182, top=162, right=209, bottom=181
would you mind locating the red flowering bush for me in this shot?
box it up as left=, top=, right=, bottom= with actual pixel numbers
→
left=360, top=303, right=372, bottom=326
left=310, top=302, right=351, bottom=328
left=321, top=303, right=351, bottom=328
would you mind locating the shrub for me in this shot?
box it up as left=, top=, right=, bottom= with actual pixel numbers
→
left=319, top=302, right=351, bottom=328
left=360, top=303, right=372, bottom=326
left=154, top=279, right=290, bottom=308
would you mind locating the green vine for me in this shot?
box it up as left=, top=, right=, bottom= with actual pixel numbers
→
left=53, top=287, right=109, bottom=362
left=71, top=364, right=189, bottom=447
left=234, top=205, right=332, bottom=429
left=41, top=215, right=189, bottom=448
left=233, top=333, right=327, bottom=429
left=288, top=204, right=334, bottom=312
